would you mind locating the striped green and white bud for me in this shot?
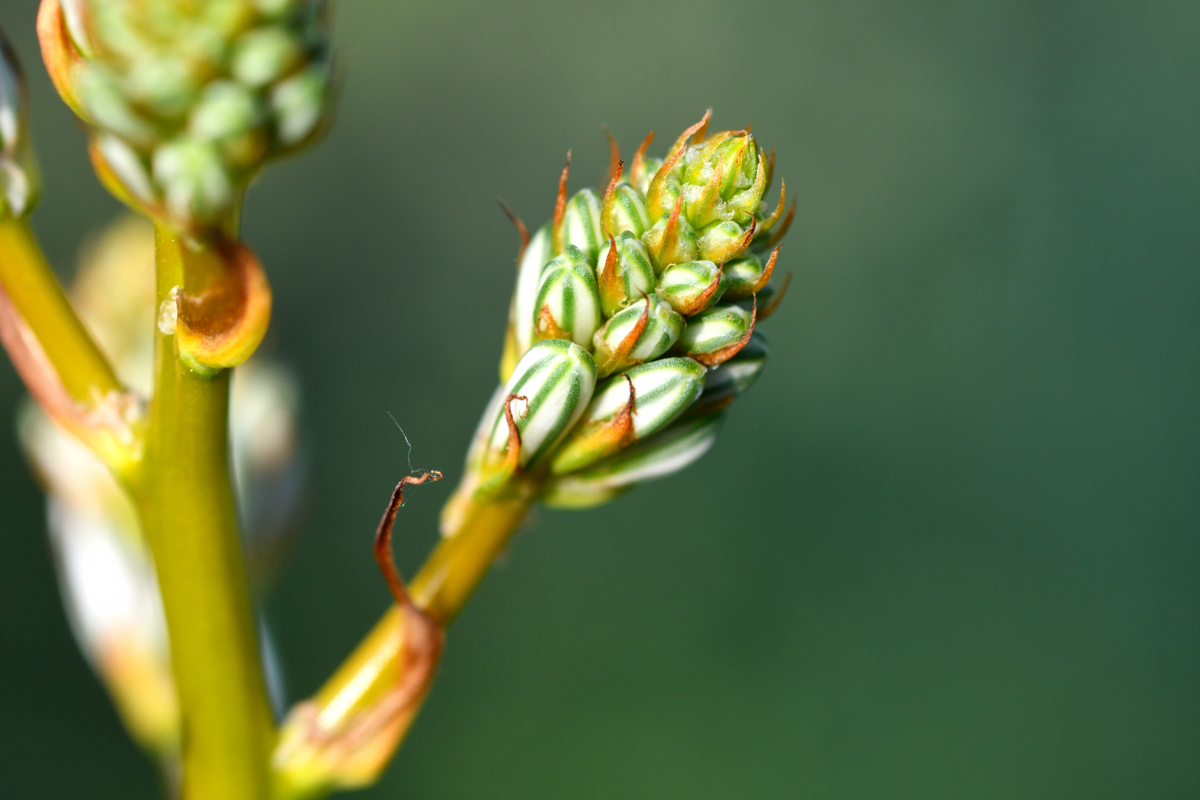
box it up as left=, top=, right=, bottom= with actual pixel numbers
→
left=549, top=357, right=706, bottom=475
left=596, top=232, right=655, bottom=317
left=559, top=188, right=603, bottom=263
left=510, top=225, right=552, bottom=356
left=694, top=332, right=768, bottom=412
left=533, top=245, right=601, bottom=348
left=540, top=413, right=723, bottom=508
left=592, top=296, right=684, bottom=377
left=0, top=32, right=40, bottom=220
left=677, top=303, right=752, bottom=361
left=481, top=339, right=597, bottom=468
left=722, top=252, right=768, bottom=300
left=603, top=182, right=650, bottom=239
left=657, top=260, right=728, bottom=316
left=37, top=0, right=334, bottom=234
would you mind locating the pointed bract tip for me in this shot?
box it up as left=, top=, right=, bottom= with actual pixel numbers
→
left=759, top=271, right=791, bottom=321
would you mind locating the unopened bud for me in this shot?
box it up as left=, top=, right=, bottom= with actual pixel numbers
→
left=676, top=303, right=752, bottom=362
left=540, top=413, right=724, bottom=508
left=510, top=225, right=552, bottom=357
left=592, top=296, right=684, bottom=377
left=271, top=65, right=331, bottom=149
left=603, top=183, right=650, bottom=238
left=549, top=357, right=705, bottom=475
left=657, top=260, right=728, bottom=316
left=188, top=81, right=269, bottom=169
left=532, top=245, right=601, bottom=348
left=596, top=232, right=655, bottom=317
left=559, top=188, right=603, bottom=263
left=481, top=339, right=597, bottom=469
left=722, top=251, right=773, bottom=300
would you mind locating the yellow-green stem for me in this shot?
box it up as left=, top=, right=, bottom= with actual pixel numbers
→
left=137, top=223, right=274, bottom=800
left=0, top=217, right=121, bottom=401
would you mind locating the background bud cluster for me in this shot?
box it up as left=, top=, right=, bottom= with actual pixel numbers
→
left=455, top=116, right=793, bottom=513
left=41, top=0, right=332, bottom=232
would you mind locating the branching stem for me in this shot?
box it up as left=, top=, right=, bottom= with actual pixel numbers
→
left=135, top=223, right=275, bottom=800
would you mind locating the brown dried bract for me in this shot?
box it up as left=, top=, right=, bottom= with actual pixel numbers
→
left=373, top=472, right=443, bottom=609
left=551, top=151, right=571, bottom=253
left=758, top=272, right=792, bottom=322
left=175, top=237, right=272, bottom=370
left=496, top=198, right=530, bottom=266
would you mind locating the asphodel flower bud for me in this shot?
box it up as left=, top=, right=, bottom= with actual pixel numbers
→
left=596, top=232, right=655, bottom=317
left=602, top=181, right=650, bottom=239
left=502, top=224, right=551, bottom=379
left=36, top=0, right=334, bottom=235
left=532, top=245, right=601, bottom=348
left=540, top=413, right=724, bottom=508
left=558, top=188, right=603, bottom=262
left=676, top=302, right=754, bottom=367
left=644, top=113, right=767, bottom=268
left=657, top=259, right=728, bottom=316
left=549, top=357, right=706, bottom=475
left=0, top=31, right=40, bottom=220
left=479, top=339, right=597, bottom=473
left=722, top=246, right=779, bottom=301
left=591, top=295, right=684, bottom=377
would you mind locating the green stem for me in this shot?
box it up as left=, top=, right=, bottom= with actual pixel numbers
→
left=0, top=217, right=121, bottom=401
left=136, top=223, right=274, bottom=800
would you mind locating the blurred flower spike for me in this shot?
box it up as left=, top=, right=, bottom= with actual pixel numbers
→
left=459, top=111, right=795, bottom=520
left=0, top=30, right=41, bottom=220
left=18, top=216, right=305, bottom=772
left=36, top=0, right=334, bottom=237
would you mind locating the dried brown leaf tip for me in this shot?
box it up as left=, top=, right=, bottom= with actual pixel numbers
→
left=497, top=198, right=530, bottom=265
left=274, top=475, right=448, bottom=794
left=551, top=150, right=571, bottom=253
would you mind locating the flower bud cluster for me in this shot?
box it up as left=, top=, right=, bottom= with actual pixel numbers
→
left=0, top=32, right=40, bottom=220
left=457, top=114, right=793, bottom=516
left=37, top=0, right=333, bottom=233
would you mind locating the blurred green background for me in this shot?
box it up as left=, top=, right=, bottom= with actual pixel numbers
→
left=1, top=0, right=1197, bottom=797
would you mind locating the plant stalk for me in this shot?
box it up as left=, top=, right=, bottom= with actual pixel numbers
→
left=136, top=223, right=274, bottom=800
left=0, top=217, right=121, bottom=401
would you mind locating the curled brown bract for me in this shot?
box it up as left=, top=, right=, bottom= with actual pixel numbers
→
left=761, top=200, right=796, bottom=252
left=751, top=247, right=780, bottom=295
left=373, top=472, right=443, bottom=609
left=175, top=236, right=272, bottom=370
left=629, top=130, right=655, bottom=187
